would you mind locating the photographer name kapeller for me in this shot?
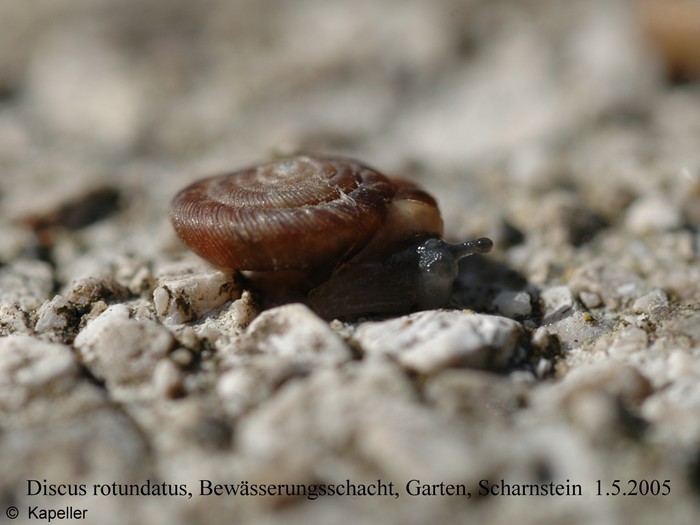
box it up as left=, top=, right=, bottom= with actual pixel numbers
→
left=27, top=505, right=87, bottom=522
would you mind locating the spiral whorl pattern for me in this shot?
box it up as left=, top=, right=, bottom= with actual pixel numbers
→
left=170, top=155, right=399, bottom=270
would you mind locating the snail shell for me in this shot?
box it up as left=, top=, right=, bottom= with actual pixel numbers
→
left=170, top=154, right=492, bottom=318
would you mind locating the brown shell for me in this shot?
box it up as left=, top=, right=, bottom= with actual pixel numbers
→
left=169, top=155, right=442, bottom=271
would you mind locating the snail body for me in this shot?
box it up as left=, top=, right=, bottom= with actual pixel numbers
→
left=170, top=155, right=492, bottom=318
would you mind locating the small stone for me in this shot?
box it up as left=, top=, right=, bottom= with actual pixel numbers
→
left=424, top=369, right=524, bottom=418
left=567, top=391, right=620, bottom=438
left=625, top=196, right=682, bottom=235
left=217, top=356, right=310, bottom=420
left=34, top=277, right=129, bottom=344
left=194, top=291, right=258, bottom=344
left=128, top=266, right=152, bottom=295
left=354, top=310, right=522, bottom=374
left=540, top=286, right=608, bottom=350
left=153, top=261, right=238, bottom=325
left=217, top=369, right=263, bottom=417
left=34, top=295, right=105, bottom=344
left=540, top=286, right=576, bottom=321
left=0, top=335, right=78, bottom=410
left=172, top=326, right=200, bottom=351
left=531, top=326, right=552, bottom=351
left=0, top=259, right=54, bottom=311
left=34, top=295, right=73, bottom=335
left=65, top=277, right=129, bottom=308
left=170, top=347, right=194, bottom=367
left=535, top=361, right=653, bottom=410
left=608, top=326, right=649, bottom=358
left=660, top=310, right=700, bottom=344
left=535, top=358, right=553, bottom=378
left=532, top=362, right=653, bottom=440
left=494, top=290, right=532, bottom=318
left=217, top=368, right=274, bottom=419
left=238, top=303, right=352, bottom=366
left=153, top=359, right=183, bottom=399
left=569, top=262, right=649, bottom=310
left=579, top=291, right=602, bottom=309
left=667, top=351, right=695, bottom=381
left=113, top=254, right=153, bottom=295
left=74, top=305, right=174, bottom=389
left=0, top=304, right=32, bottom=336
left=632, top=289, right=669, bottom=314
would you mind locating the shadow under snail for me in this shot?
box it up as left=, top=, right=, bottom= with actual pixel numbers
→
left=170, top=154, right=493, bottom=319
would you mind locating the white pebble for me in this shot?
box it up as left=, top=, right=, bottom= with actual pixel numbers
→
left=241, top=303, right=352, bottom=366
left=494, top=290, right=532, bottom=318
left=540, top=285, right=606, bottom=350
left=625, top=197, right=682, bottom=235
left=0, top=336, right=78, bottom=410
left=540, top=286, right=576, bottom=320
left=632, top=289, right=668, bottom=314
left=153, top=262, right=238, bottom=325
left=579, top=291, right=602, bottom=309
left=34, top=296, right=72, bottom=334
left=354, top=310, right=522, bottom=374
left=667, top=351, right=695, bottom=381
left=153, top=359, right=183, bottom=399
left=75, top=305, right=174, bottom=387
left=608, top=327, right=649, bottom=358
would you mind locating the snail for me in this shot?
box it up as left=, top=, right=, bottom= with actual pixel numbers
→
left=170, top=154, right=493, bottom=319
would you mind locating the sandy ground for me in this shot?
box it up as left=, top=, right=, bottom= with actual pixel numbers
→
left=1, top=0, right=700, bottom=524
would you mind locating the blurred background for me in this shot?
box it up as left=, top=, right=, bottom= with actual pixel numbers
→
left=1, top=0, right=698, bottom=221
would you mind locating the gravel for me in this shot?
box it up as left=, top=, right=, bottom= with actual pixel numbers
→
left=1, top=0, right=700, bottom=524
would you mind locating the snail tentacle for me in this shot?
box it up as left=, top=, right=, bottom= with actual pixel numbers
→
left=448, top=237, right=494, bottom=258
